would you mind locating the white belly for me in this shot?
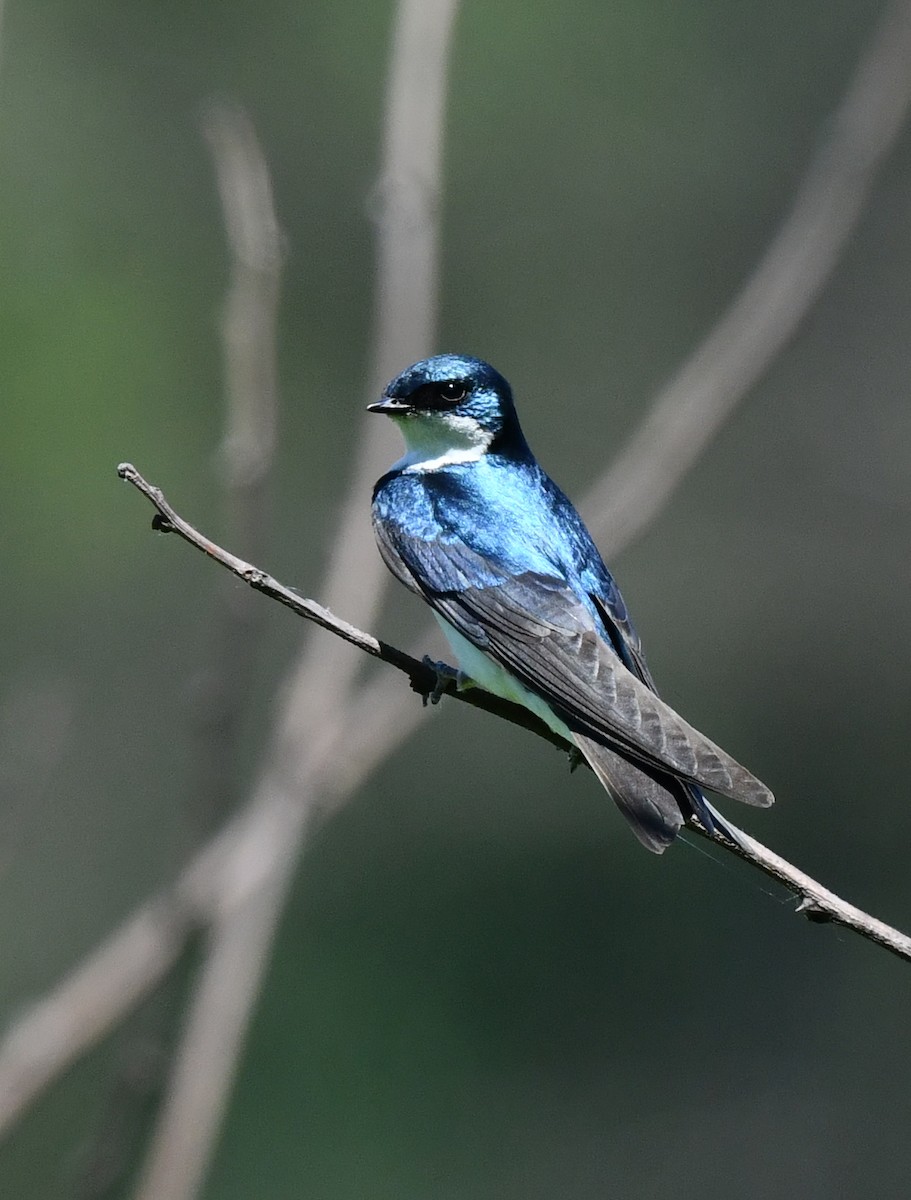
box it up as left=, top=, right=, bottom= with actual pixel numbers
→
left=433, top=614, right=574, bottom=743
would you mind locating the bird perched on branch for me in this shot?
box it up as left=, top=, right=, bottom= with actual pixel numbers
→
left=369, top=354, right=772, bottom=852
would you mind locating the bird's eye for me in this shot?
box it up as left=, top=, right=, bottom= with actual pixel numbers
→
left=437, top=381, right=467, bottom=404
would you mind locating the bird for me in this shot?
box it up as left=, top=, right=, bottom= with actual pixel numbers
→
left=368, top=353, right=773, bottom=852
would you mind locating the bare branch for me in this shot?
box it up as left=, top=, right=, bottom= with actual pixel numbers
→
left=184, top=102, right=285, bottom=823
left=718, top=827, right=911, bottom=960
left=131, top=805, right=297, bottom=1200
left=188, top=101, right=285, bottom=777
left=118, top=468, right=911, bottom=963
left=0, top=895, right=196, bottom=1135
left=583, top=0, right=911, bottom=557
left=203, top=101, right=283, bottom=496
left=0, top=773, right=309, bottom=1142
left=129, top=7, right=463, bottom=1196
left=4, top=440, right=911, bottom=1144
left=86, top=106, right=288, bottom=1200
left=116, top=463, right=568, bottom=749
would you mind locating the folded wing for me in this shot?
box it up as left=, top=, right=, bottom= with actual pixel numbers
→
left=375, top=520, right=773, bottom=813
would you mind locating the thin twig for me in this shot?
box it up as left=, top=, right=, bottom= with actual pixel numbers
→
left=119, top=470, right=911, bottom=961
left=717, top=827, right=911, bottom=960
left=81, top=108, right=288, bottom=1196
left=583, top=0, right=911, bottom=557
left=115, top=463, right=567, bottom=750
left=0, top=461, right=905, bottom=1142
left=2, top=452, right=905, bottom=1143
left=203, top=100, right=283, bottom=499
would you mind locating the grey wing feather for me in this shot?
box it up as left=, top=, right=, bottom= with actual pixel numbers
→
left=574, top=736, right=683, bottom=853
left=447, top=577, right=771, bottom=807
left=375, top=520, right=773, bottom=810
left=373, top=519, right=425, bottom=596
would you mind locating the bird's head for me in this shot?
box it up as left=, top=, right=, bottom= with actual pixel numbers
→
left=368, top=354, right=528, bottom=469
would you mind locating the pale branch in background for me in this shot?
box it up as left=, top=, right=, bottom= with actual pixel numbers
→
left=584, top=0, right=911, bottom=558
left=0, top=759, right=326, bottom=1141
left=131, top=820, right=297, bottom=1200
left=124, top=105, right=288, bottom=1200
left=187, top=101, right=285, bottom=823
left=203, top=100, right=283, bottom=497
left=118, top=465, right=911, bottom=963
left=129, top=5, right=463, bottom=1198
left=0, top=886, right=198, bottom=1137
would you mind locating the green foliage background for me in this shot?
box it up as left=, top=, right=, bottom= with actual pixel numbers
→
left=2, top=2, right=910, bottom=1196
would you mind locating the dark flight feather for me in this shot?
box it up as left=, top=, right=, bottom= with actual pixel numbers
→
left=373, top=519, right=773, bottom=824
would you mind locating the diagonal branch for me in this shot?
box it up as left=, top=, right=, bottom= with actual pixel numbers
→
left=115, top=463, right=569, bottom=751
left=584, top=0, right=911, bottom=557
left=116, top=465, right=911, bottom=963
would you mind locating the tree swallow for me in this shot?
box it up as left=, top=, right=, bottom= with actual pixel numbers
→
left=369, top=354, right=773, bottom=852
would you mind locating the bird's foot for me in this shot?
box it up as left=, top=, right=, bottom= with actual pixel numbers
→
left=566, top=746, right=585, bottom=773
left=419, top=656, right=473, bottom=706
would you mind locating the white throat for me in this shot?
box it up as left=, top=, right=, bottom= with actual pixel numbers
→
left=392, top=412, right=493, bottom=473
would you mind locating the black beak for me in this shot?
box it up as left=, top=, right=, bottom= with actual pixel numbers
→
left=367, top=395, right=411, bottom=415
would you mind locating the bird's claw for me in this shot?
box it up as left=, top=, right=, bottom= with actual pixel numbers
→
left=566, top=746, right=584, bottom=773
left=419, top=656, right=472, bottom=706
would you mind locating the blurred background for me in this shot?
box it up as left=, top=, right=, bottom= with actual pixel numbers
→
left=2, top=1, right=911, bottom=1197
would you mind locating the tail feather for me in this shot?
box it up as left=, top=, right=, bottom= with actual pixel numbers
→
left=695, top=793, right=753, bottom=853
left=679, top=781, right=755, bottom=851
left=575, top=736, right=753, bottom=855
left=575, top=734, right=682, bottom=853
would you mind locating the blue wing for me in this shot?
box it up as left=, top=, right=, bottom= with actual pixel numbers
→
left=373, top=511, right=772, bottom=812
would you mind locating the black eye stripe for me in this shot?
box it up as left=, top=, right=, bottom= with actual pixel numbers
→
left=438, top=381, right=467, bottom=402
left=407, top=380, right=470, bottom=410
